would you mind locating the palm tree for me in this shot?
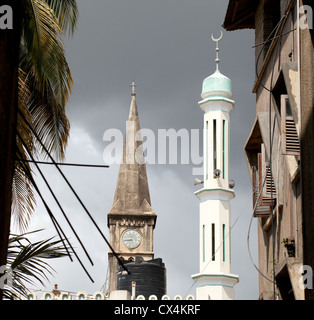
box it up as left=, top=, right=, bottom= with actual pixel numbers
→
left=14, top=0, right=78, bottom=230
left=3, top=229, right=70, bottom=300
left=0, top=0, right=78, bottom=299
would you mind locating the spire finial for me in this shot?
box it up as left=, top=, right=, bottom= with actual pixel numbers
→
left=211, top=30, right=223, bottom=72
left=130, top=80, right=137, bottom=95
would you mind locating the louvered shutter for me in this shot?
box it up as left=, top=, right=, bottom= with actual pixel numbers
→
left=281, top=95, right=300, bottom=155
left=259, top=144, right=276, bottom=206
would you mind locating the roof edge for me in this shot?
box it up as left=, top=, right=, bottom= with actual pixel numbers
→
left=223, top=0, right=258, bottom=31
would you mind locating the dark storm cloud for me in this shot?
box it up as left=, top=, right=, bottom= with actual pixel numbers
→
left=24, top=0, right=259, bottom=299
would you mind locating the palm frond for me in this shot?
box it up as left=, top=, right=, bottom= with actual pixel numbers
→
left=11, top=165, right=35, bottom=233
left=44, top=0, right=78, bottom=36
left=4, top=230, right=70, bottom=299
left=19, top=42, right=70, bottom=161
left=12, top=68, right=36, bottom=232
left=20, top=0, right=72, bottom=160
left=11, top=0, right=75, bottom=233
left=22, top=0, right=73, bottom=107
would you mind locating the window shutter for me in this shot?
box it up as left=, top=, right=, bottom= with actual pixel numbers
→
left=281, top=95, right=300, bottom=155
left=261, top=144, right=276, bottom=204
left=252, top=163, right=271, bottom=218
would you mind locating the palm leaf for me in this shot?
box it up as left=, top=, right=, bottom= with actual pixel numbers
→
left=21, top=0, right=72, bottom=160
left=4, top=230, right=70, bottom=299
left=19, top=42, right=71, bottom=161
left=44, top=0, right=78, bottom=36
left=12, top=68, right=36, bottom=232
left=22, top=0, right=73, bottom=107
left=11, top=0, right=76, bottom=232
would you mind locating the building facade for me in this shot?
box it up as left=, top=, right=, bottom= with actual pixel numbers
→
left=223, top=0, right=314, bottom=299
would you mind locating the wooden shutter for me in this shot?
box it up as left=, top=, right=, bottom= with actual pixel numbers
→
left=252, top=164, right=271, bottom=218
left=252, top=143, right=276, bottom=218
left=259, top=144, right=276, bottom=206
left=259, top=143, right=276, bottom=205
left=281, top=95, right=300, bottom=155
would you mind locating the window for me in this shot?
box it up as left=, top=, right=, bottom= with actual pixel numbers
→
left=222, top=224, right=226, bottom=262
left=211, top=223, right=215, bottom=261
left=281, top=95, right=300, bottom=155
left=202, top=225, right=205, bottom=262
left=206, top=121, right=208, bottom=180
left=222, top=120, right=226, bottom=179
left=213, top=120, right=217, bottom=172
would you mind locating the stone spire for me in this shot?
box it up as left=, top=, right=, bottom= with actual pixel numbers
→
left=109, top=85, right=155, bottom=217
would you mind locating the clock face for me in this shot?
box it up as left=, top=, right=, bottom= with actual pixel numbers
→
left=122, top=230, right=142, bottom=249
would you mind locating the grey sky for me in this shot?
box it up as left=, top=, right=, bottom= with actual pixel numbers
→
left=22, top=0, right=260, bottom=300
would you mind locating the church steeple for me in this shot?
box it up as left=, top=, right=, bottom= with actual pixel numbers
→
left=107, top=84, right=157, bottom=293
left=109, top=84, right=154, bottom=215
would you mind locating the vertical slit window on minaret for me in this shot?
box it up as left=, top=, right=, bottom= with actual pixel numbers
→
left=202, top=225, right=205, bottom=262
left=222, top=224, right=226, bottom=262
left=213, top=120, right=217, bottom=172
left=212, top=223, right=215, bottom=261
left=206, top=121, right=208, bottom=180
left=222, top=120, right=225, bottom=179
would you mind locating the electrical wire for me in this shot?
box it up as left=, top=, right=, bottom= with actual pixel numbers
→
left=184, top=186, right=253, bottom=297
left=17, top=131, right=94, bottom=267
left=186, top=4, right=294, bottom=299
left=185, top=157, right=279, bottom=297
left=253, top=28, right=297, bottom=48
left=16, top=142, right=96, bottom=283
left=247, top=167, right=275, bottom=284
left=17, top=108, right=130, bottom=275
left=184, top=15, right=287, bottom=296
left=254, top=13, right=287, bottom=92
left=16, top=148, right=73, bottom=262
left=185, top=162, right=276, bottom=297
left=253, top=2, right=293, bottom=299
left=19, top=159, right=109, bottom=168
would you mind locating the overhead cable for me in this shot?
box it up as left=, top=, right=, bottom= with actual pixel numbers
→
left=17, top=108, right=129, bottom=275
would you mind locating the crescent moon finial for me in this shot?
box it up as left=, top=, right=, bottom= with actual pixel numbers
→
left=211, top=30, right=223, bottom=42
left=211, top=30, right=223, bottom=71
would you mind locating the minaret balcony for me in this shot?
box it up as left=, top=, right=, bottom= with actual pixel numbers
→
left=198, top=96, right=234, bottom=113
left=194, top=187, right=235, bottom=202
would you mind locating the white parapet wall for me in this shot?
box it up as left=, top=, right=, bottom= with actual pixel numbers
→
left=20, top=291, right=196, bottom=300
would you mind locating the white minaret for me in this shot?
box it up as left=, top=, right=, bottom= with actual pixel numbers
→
left=192, top=31, right=239, bottom=300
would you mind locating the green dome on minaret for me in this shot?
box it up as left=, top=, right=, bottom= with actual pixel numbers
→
left=202, top=70, right=232, bottom=97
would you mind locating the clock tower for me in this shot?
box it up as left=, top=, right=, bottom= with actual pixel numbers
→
left=107, top=83, right=157, bottom=293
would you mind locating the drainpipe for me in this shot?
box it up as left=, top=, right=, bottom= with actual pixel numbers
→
left=297, top=0, right=301, bottom=136
left=296, top=0, right=305, bottom=301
